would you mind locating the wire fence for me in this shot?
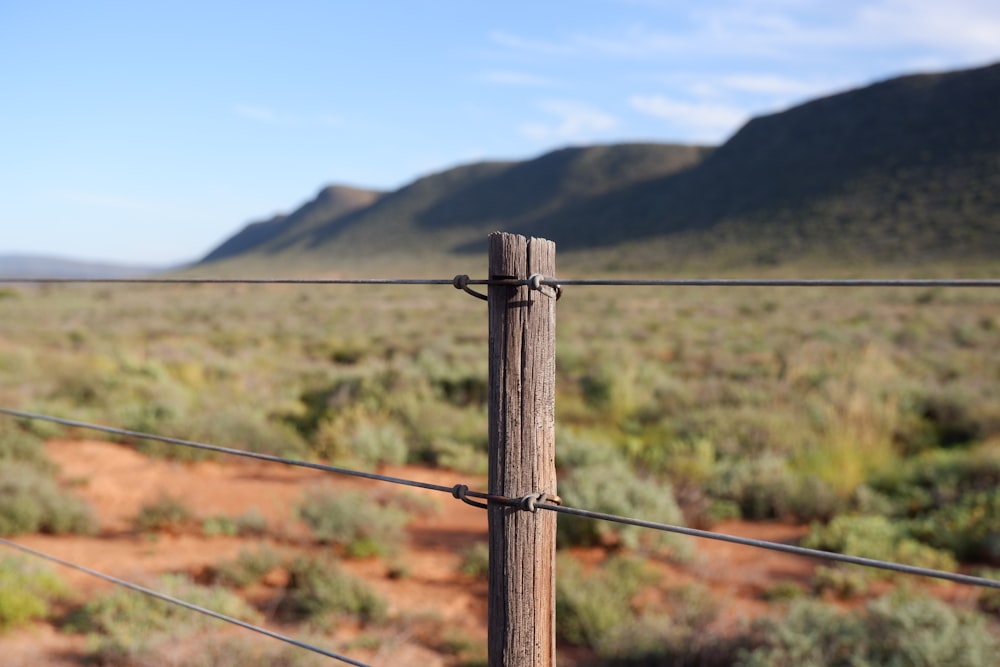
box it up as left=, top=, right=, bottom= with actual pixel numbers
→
left=2, top=271, right=999, bottom=663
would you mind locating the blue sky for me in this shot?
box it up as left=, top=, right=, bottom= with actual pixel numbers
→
left=2, top=1, right=999, bottom=265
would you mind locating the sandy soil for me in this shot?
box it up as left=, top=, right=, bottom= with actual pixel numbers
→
left=0, top=439, right=984, bottom=665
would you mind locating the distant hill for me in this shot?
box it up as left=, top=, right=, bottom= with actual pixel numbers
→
left=0, top=254, right=166, bottom=279
left=199, top=61, right=1000, bottom=272
left=198, top=143, right=709, bottom=271
left=200, top=185, right=384, bottom=263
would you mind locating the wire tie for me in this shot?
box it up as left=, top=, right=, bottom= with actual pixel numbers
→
left=452, top=274, right=488, bottom=301
left=451, top=484, right=489, bottom=509
left=519, top=492, right=562, bottom=513
left=527, top=273, right=562, bottom=301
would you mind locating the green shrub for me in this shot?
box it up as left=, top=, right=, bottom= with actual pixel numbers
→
left=707, top=456, right=842, bottom=521
left=206, top=546, right=283, bottom=587
left=129, top=403, right=309, bottom=462
left=557, top=557, right=729, bottom=662
left=0, top=421, right=52, bottom=471
left=761, top=580, right=806, bottom=603
left=0, top=462, right=96, bottom=536
left=802, top=514, right=956, bottom=577
left=557, top=441, right=691, bottom=558
left=201, top=509, right=268, bottom=538
left=906, top=489, right=1000, bottom=563
left=976, top=570, right=1000, bottom=616
left=297, top=488, right=409, bottom=557
left=555, top=554, right=658, bottom=651
left=278, top=554, right=386, bottom=626
left=868, top=445, right=1000, bottom=516
left=65, top=574, right=261, bottom=659
left=459, top=542, right=489, bottom=578
left=132, top=495, right=195, bottom=533
left=810, top=565, right=870, bottom=599
left=314, top=413, right=409, bottom=470
left=740, top=593, right=999, bottom=667
left=99, top=633, right=329, bottom=667
left=0, top=556, right=66, bottom=631
left=740, top=598, right=869, bottom=667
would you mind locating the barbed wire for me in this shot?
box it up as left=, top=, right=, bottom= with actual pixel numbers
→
left=0, top=537, right=371, bottom=667
left=4, top=407, right=999, bottom=591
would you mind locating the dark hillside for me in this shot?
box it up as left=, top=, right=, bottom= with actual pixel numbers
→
left=531, top=62, right=1000, bottom=263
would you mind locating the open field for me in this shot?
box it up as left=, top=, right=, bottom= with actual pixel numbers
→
left=0, top=269, right=998, bottom=664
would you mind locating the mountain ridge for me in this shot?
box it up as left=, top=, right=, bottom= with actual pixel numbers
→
left=199, top=61, right=1000, bottom=272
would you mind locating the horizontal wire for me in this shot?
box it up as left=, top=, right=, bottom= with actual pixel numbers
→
left=6, top=407, right=999, bottom=590
left=537, top=502, right=1000, bottom=590
left=541, top=278, right=1000, bottom=288
left=0, top=277, right=464, bottom=285
left=0, top=407, right=506, bottom=507
left=0, top=537, right=370, bottom=667
left=3, top=276, right=999, bottom=288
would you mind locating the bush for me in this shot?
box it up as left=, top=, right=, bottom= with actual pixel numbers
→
left=0, top=462, right=96, bottom=536
left=277, top=554, right=386, bottom=626
left=557, top=556, right=731, bottom=663
left=132, top=495, right=195, bottom=534
left=555, top=554, right=658, bottom=652
left=740, top=593, right=999, bottom=667
left=802, top=514, right=956, bottom=578
left=459, top=542, right=489, bottom=578
left=201, top=509, right=268, bottom=538
left=976, top=570, right=1000, bottom=616
left=707, top=456, right=842, bottom=522
left=65, top=574, right=261, bottom=659
left=90, top=633, right=329, bottom=667
left=557, top=439, right=691, bottom=558
left=0, top=421, right=52, bottom=471
left=0, top=555, right=66, bottom=631
left=206, top=546, right=283, bottom=587
left=297, top=488, right=409, bottom=557
left=129, top=403, right=309, bottom=462
left=906, top=489, right=1000, bottom=563
left=868, top=444, right=1000, bottom=516
left=313, top=413, right=408, bottom=470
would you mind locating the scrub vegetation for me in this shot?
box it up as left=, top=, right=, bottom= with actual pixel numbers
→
left=0, top=274, right=998, bottom=663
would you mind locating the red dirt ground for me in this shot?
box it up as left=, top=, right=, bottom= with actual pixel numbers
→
left=0, top=439, right=986, bottom=665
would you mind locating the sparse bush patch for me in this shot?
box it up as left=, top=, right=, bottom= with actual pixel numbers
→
left=65, top=574, right=260, bottom=660
left=277, top=554, right=386, bottom=626
left=132, top=494, right=195, bottom=534
left=0, top=556, right=66, bottom=631
left=0, top=462, right=96, bottom=536
left=297, top=488, right=409, bottom=557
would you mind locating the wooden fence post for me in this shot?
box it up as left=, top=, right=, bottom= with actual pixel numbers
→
left=487, top=232, right=558, bottom=667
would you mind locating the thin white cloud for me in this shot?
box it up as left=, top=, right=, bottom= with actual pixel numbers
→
left=491, top=1, right=1000, bottom=63
left=855, top=0, right=1000, bottom=60
left=629, top=95, right=747, bottom=142
left=718, top=74, right=828, bottom=97
left=519, top=100, right=619, bottom=142
left=479, top=70, right=551, bottom=87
